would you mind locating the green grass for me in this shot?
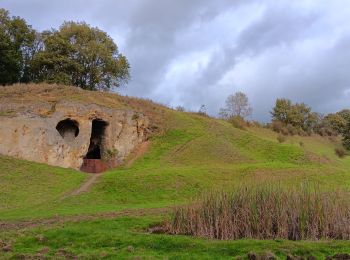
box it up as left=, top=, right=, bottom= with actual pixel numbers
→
left=0, top=156, right=86, bottom=217
left=1, top=216, right=350, bottom=259
left=1, top=105, right=350, bottom=258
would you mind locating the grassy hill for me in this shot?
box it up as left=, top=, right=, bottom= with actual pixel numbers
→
left=1, top=84, right=350, bottom=259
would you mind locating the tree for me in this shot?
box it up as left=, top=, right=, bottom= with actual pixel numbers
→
left=0, top=8, right=36, bottom=85
left=289, top=103, right=312, bottom=131
left=321, top=109, right=350, bottom=136
left=198, top=104, right=207, bottom=116
left=31, top=21, right=130, bottom=90
left=219, top=91, right=252, bottom=119
left=271, top=98, right=315, bottom=132
left=342, top=118, right=350, bottom=150
left=271, top=98, right=293, bottom=124
left=175, top=106, right=185, bottom=112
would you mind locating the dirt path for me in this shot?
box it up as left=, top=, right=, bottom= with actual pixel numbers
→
left=65, top=140, right=150, bottom=197
left=70, top=173, right=102, bottom=196
left=125, top=141, right=150, bottom=167
left=0, top=207, right=170, bottom=231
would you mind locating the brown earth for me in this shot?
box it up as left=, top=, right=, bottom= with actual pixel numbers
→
left=0, top=207, right=170, bottom=231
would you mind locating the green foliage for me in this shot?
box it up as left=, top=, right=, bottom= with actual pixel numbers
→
left=271, top=98, right=292, bottom=123
left=342, top=118, right=350, bottom=150
left=0, top=8, right=36, bottom=85
left=270, top=99, right=350, bottom=141
left=271, top=98, right=318, bottom=132
left=323, top=109, right=350, bottom=136
left=102, top=148, right=118, bottom=161
left=30, top=21, right=129, bottom=90
left=0, top=9, right=129, bottom=90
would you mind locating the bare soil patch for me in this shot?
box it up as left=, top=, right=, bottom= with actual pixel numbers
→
left=0, top=207, right=170, bottom=231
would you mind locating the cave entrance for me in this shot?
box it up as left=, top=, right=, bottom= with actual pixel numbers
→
left=56, top=119, right=79, bottom=142
left=81, top=119, right=109, bottom=173
left=85, top=119, right=108, bottom=159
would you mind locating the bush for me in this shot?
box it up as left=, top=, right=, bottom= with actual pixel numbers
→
left=175, top=106, right=185, bottom=112
left=271, top=120, right=284, bottom=133
left=228, top=116, right=246, bottom=130
left=298, top=128, right=308, bottom=136
left=335, top=147, right=346, bottom=158
left=196, top=111, right=209, bottom=117
left=286, top=124, right=298, bottom=136
left=166, top=183, right=350, bottom=240
left=277, top=134, right=286, bottom=143
left=251, top=121, right=263, bottom=128
left=280, top=127, right=289, bottom=136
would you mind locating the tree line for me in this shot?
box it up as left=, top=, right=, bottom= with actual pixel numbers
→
left=0, top=8, right=129, bottom=90
left=218, top=92, right=350, bottom=151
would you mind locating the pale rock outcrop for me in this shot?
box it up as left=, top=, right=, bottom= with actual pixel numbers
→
left=0, top=100, right=149, bottom=170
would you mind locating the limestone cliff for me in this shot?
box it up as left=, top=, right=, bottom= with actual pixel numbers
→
left=0, top=100, right=149, bottom=170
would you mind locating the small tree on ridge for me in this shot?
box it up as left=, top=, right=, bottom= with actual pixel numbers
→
left=219, top=91, right=252, bottom=119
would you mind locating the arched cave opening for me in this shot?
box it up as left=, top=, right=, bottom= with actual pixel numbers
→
left=84, top=119, right=108, bottom=159
left=56, top=119, right=79, bottom=142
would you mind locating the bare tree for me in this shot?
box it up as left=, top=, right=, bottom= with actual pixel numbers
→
left=175, top=106, right=185, bottom=112
left=219, top=91, right=252, bottom=119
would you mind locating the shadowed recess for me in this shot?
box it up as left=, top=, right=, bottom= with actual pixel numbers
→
left=56, top=119, right=79, bottom=142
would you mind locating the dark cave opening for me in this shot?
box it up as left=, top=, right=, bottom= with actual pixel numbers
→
left=84, top=119, right=108, bottom=159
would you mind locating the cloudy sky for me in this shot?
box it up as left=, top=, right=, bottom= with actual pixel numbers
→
left=1, top=0, right=350, bottom=120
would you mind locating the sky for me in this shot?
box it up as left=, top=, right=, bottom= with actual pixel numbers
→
left=1, top=0, right=350, bottom=121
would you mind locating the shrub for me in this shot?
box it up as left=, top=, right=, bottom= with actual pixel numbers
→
left=299, top=141, right=304, bottom=147
left=228, top=116, right=246, bottom=130
left=286, top=124, right=298, bottom=135
left=277, top=134, right=286, bottom=143
left=166, top=183, right=350, bottom=240
left=335, top=147, right=346, bottom=158
left=280, top=127, right=289, bottom=136
left=196, top=111, right=209, bottom=117
left=328, top=136, right=337, bottom=143
left=271, top=120, right=284, bottom=133
left=175, top=106, right=185, bottom=112
left=298, top=128, right=308, bottom=136
left=250, top=121, right=262, bottom=127
left=103, top=148, right=118, bottom=161
left=305, top=129, right=313, bottom=136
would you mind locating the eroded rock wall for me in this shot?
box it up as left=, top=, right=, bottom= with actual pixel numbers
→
left=0, top=100, right=149, bottom=169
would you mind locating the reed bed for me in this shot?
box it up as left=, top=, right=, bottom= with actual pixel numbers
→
left=168, top=184, right=350, bottom=240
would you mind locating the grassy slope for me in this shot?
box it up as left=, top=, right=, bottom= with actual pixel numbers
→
left=2, top=217, right=350, bottom=259
left=1, top=84, right=350, bottom=258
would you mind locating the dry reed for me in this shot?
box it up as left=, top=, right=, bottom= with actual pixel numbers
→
left=168, top=183, right=350, bottom=240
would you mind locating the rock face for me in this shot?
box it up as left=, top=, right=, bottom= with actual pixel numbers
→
left=0, top=100, right=149, bottom=170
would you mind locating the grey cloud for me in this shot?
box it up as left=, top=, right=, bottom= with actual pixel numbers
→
left=120, top=0, right=246, bottom=98
left=1, top=0, right=350, bottom=120
left=173, top=4, right=320, bottom=115
left=236, top=5, right=319, bottom=54
left=241, top=33, right=350, bottom=121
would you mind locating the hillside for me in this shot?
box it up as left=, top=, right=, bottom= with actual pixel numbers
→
left=1, top=84, right=350, bottom=258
